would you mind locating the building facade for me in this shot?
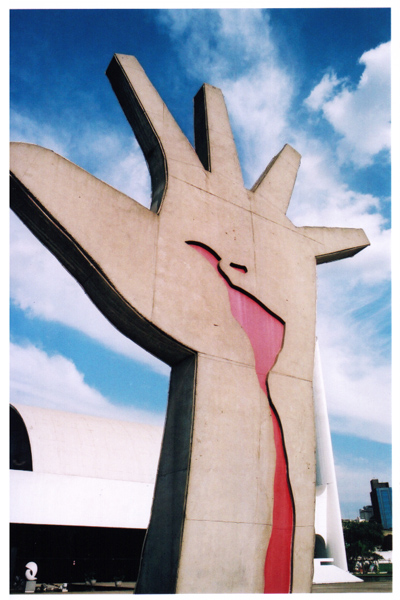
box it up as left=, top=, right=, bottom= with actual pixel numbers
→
left=10, top=403, right=163, bottom=589
left=370, top=479, right=392, bottom=530
left=359, top=505, right=374, bottom=521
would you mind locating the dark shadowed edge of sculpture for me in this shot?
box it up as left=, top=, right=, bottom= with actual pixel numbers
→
left=106, top=55, right=168, bottom=214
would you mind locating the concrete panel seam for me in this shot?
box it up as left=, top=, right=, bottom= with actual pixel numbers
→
left=270, top=370, right=313, bottom=384
left=197, top=351, right=255, bottom=369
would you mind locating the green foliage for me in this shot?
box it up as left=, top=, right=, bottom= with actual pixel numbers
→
left=343, top=520, right=384, bottom=574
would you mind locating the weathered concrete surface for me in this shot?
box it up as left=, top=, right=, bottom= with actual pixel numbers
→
left=10, top=54, right=369, bottom=593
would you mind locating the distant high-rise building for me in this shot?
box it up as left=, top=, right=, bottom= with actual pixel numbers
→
left=370, top=479, right=392, bottom=530
left=359, top=505, right=374, bottom=521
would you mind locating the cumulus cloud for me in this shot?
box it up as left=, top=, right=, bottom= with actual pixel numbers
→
left=283, top=132, right=391, bottom=446
left=98, top=141, right=151, bottom=207
left=288, top=139, right=390, bottom=286
left=314, top=249, right=391, bottom=446
left=304, top=41, right=391, bottom=166
left=10, top=342, right=165, bottom=425
left=158, top=9, right=275, bottom=81
left=317, top=321, right=391, bottom=444
left=158, top=9, right=293, bottom=185
left=221, top=65, right=293, bottom=186
left=10, top=109, right=70, bottom=157
left=304, top=72, right=344, bottom=112
left=10, top=212, right=169, bottom=375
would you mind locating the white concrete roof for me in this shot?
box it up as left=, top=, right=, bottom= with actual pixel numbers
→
left=13, top=403, right=163, bottom=483
left=10, top=404, right=164, bottom=528
left=10, top=470, right=157, bottom=528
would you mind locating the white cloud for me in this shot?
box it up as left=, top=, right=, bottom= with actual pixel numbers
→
left=284, top=138, right=390, bottom=446
left=285, top=57, right=390, bottom=447
left=304, top=72, right=344, bottom=112
left=314, top=251, right=391, bottom=446
left=305, top=41, right=391, bottom=166
left=10, top=109, right=69, bottom=157
left=222, top=64, right=293, bottom=186
left=97, top=141, right=151, bottom=207
left=10, top=342, right=165, bottom=426
left=318, top=326, right=391, bottom=444
left=288, top=138, right=390, bottom=286
left=158, top=9, right=275, bottom=81
left=10, top=212, right=169, bottom=376
left=158, top=9, right=293, bottom=186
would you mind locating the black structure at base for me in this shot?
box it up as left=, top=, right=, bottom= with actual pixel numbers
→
left=10, top=523, right=145, bottom=592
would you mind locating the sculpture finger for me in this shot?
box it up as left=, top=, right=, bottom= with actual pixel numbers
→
left=194, top=83, right=244, bottom=186
left=251, top=144, right=301, bottom=216
left=9, top=142, right=165, bottom=350
left=107, top=54, right=203, bottom=212
left=299, top=225, right=370, bottom=263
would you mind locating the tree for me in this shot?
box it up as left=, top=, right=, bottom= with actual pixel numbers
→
left=343, top=520, right=384, bottom=574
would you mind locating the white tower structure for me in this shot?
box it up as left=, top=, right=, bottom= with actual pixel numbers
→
left=313, top=340, right=362, bottom=583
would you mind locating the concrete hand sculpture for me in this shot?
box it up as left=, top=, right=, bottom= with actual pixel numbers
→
left=10, top=54, right=369, bottom=593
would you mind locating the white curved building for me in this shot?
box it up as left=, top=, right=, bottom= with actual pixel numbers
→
left=10, top=403, right=163, bottom=529
left=10, top=403, right=163, bottom=587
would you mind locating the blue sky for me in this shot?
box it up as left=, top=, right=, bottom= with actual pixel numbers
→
left=9, top=6, right=391, bottom=519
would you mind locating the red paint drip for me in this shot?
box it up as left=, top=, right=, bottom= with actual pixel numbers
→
left=190, top=243, right=294, bottom=593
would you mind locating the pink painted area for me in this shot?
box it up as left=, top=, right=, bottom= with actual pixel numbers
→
left=189, top=242, right=294, bottom=594
left=263, top=409, right=294, bottom=593
left=224, top=284, right=293, bottom=594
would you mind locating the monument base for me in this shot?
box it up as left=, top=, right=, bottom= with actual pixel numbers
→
left=313, top=559, right=363, bottom=584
